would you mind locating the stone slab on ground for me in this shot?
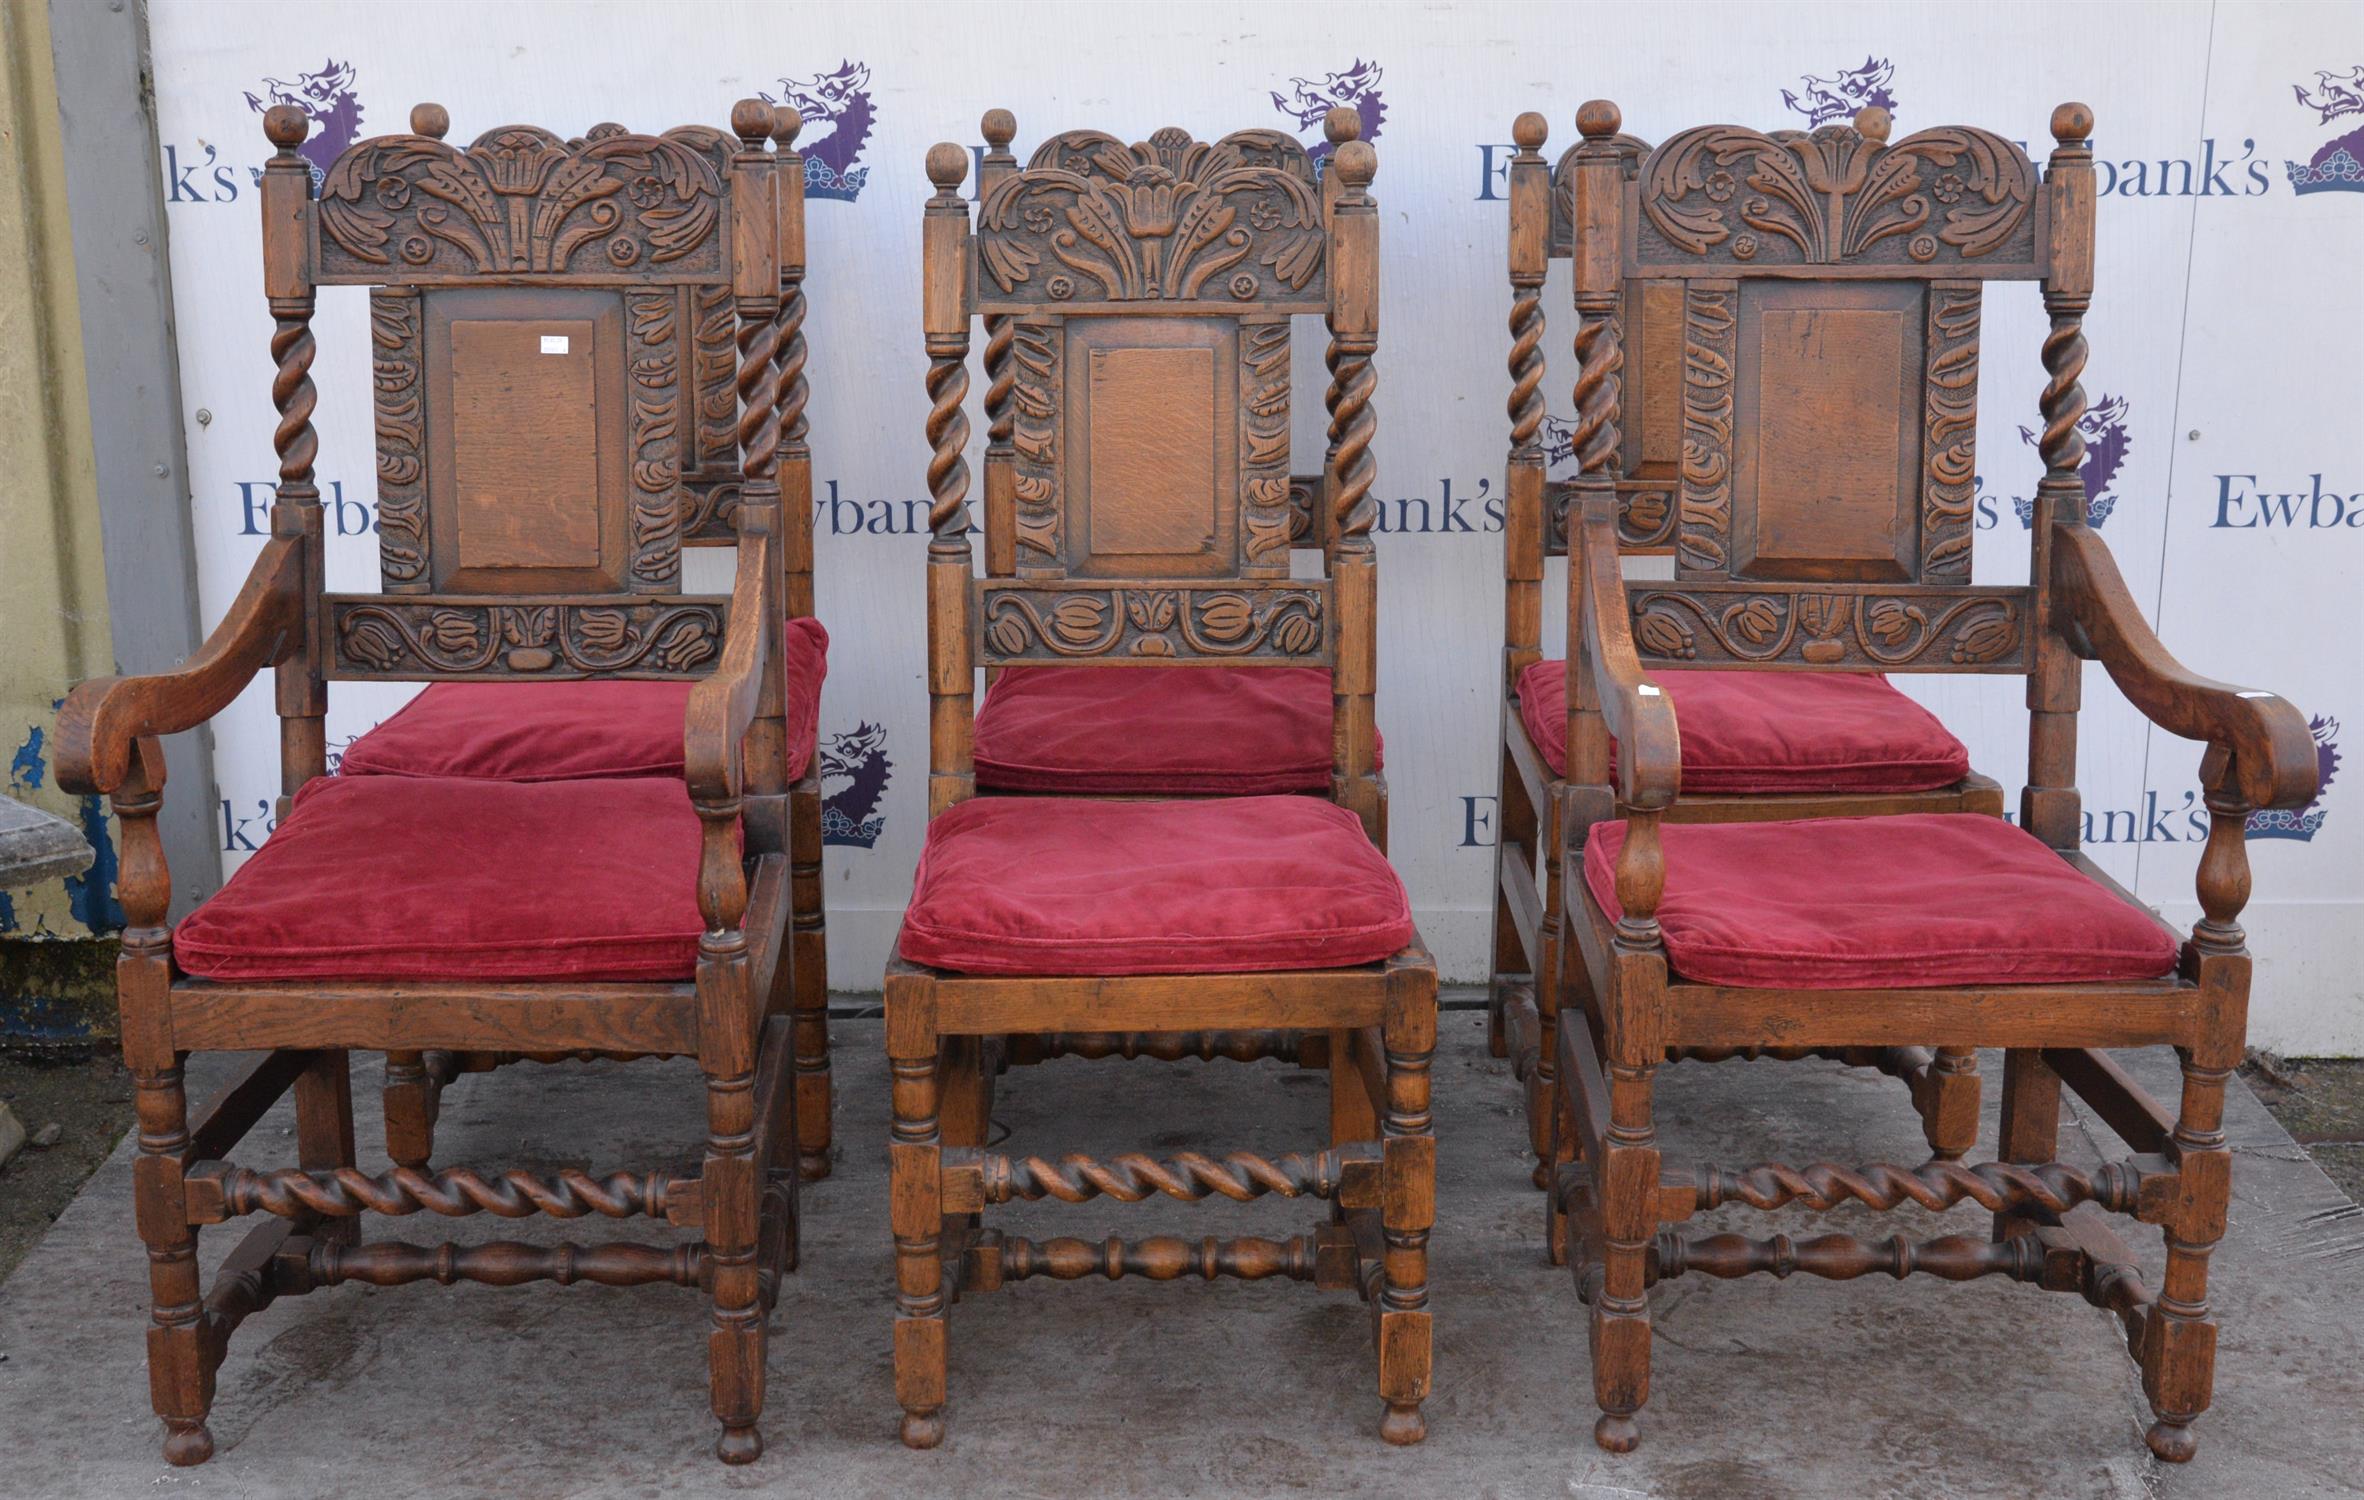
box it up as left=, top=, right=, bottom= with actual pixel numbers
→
left=1, top=1013, right=2360, bottom=1499
left=0, top=798, right=90, bottom=889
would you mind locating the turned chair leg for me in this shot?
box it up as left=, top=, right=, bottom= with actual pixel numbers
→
left=1993, top=1048, right=2063, bottom=1240
left=1377, top=967, right=1437, bottom=1444
left=1590, top=1052, right=1660, bottom=1453
left=130, top=1057, right=215, bottom=1466
left=887, top=976, right=948, bottom=1449
left=789, top=776, right=833, bottom=1180
left=2142, top=1048, right=2234, bottom=1463
left=1488, top=742, right=1534, bottom=1060
left=1922, top=1045, right=1982, bottom=1162
left=381, top=1050, right=436, bottom=1170
left=699, top=931, right=768, bottom=1464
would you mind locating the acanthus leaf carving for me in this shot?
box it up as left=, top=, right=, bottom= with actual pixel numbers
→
left=370, top=289, right=429, bottom=589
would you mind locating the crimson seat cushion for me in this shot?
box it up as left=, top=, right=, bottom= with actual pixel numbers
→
left=897, top=795, right=1413, bottom=976
left=972, top=666, right=1379, bottom=795
left=1582, top=814, right=2181, bottom=989
left=174, top=776, right=710, bottom=983
left=340, top=616, right=828, bottom=783
left=1517, top=662, right=1968, bottom=794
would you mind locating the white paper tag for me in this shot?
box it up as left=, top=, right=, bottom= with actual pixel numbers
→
left=540, top=335, right=569, bottom=354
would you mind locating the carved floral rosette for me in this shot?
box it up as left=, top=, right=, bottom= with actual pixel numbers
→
left=979, top=127, right=1327, bottom=306
left=331, top=597, right=725, bottom=678
left=317, top=126, right=726, bottom=281
left=979, top=584, right=1327, bottom=663
left=1627, top=586, right=2027, bottom=670
left=1636, top=122, right=2038, bottom=270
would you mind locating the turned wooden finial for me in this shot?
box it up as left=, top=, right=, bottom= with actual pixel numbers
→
left=2051, top=101, right=2095, bottom=146
left=1333, top=138, right=1376, bottom=188
left=1324, top=104, right=1361, bottom=146
left=731, top=98, right=773, bottom=147
left=926, top=141, right=970, bottom=193
left=981, top=108, right=1016, bottom=150
left=1576, top=99, right=1621, bottom=140
left=1513, top=111, right=1549, bottom=152
left=1854, top=105, right=1892, bottom=143
left=409, top=103, right=449, bottom=140
left=771, top=104, right=801, bottom=149
left=262, top=104, right=309, bottom=150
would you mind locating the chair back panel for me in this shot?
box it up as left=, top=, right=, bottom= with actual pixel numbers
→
left=1610, top=119, right=2042, bottom=672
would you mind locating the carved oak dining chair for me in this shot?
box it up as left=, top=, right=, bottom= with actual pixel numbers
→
left=1491, top=107, right=1997, bottom=1233
left=884, top=126, right=1437, bottom=1448
left=331, top=108, right=835, bottom=1187
left=55, top=101, right=804, bottom=1465
left=1550, top=100, right=2318, bottom=1460
left=967, top=105, right=1383, bottom=828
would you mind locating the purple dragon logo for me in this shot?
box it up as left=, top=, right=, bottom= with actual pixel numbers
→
left=820, top=721, right=891, bottom=849
left=1781, top=57, right=1898, bottom=130
left=1540, top=413, right=1580, bottom=474
left=244, top=58, right=363, bottom=185
left=2249, top=717, right=2340, bottom=841
left=767, top=62, right=875, bottom=202
left=1270, top=59, right=1386, bottom=168
left=2016, top=393, right=2133, bottom=527
left=2287, top=66, right=2364, bottom=194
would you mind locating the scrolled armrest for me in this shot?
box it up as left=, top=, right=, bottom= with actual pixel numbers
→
left=2050, top=523, right=2316, bottom=812
left=683, top=528, right=775, bottom=806
left=1575, top=506, right=1680, bottom=810
left=55, top=537, right=304, bottom=796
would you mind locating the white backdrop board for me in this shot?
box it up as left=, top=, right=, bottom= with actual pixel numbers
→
left=140, top=0, right=2363, bottom=1050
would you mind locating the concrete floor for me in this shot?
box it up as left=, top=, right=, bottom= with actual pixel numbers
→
left=2, top=1008, right=2361, bottom=1499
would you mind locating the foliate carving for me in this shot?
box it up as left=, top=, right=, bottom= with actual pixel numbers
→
left=679, top=287, right=742, bottom=543
left=979, top=128, right=1326, bottom=305
left=330, top=597, right=725, bottom=677
left=1241, top=322, right=1293, bottom=570
left=317, top=126, right=724, bottom=280
left=370, top=289, right=428, bottom=589
left=625, top=292, right=684, bottom=589
left=1637, top=123, right=2037, bottom=269
left=1920, top=286, right=1980, bottom=579
left=1675, top=286, right=1735, bottom=575
left=1287, top=472, right=1318, bottom=546
left=1010, top=320, right=1060, bottom=565
left=1550, top=482, right=1680, bottom=555
left=1628, top=586, right=2026, bottom=669
left=680, top=481, right=741, bottom=546
left=1025, top=127, right=1320, bottom=185
left=979, top=583, right=1326, bottom=663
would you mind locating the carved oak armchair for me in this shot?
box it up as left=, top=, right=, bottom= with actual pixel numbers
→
left=1550, top=101, right=2318, bottom=1460
left=884, top=128, right=1437, bottom=1448
left=1490, top=107, right=1999, bottom=1230
left=322, top=107, right=835, bottom=1188
left=963, top=105, right=1385, bottom=825
left=54, top=101, right=804, bottom=1465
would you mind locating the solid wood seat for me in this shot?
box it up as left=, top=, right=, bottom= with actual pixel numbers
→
left=1546, top=99, right=2320, bottom=1464
left=886, top=112, right=1436, bottom=1451
left=54, top=100, right=810, bottom=1466
left=1517, top=663, right=1968, bottom=791
left=900, top=794, right=1412, bottom=975
left=972, top=665, right=1363, bottom=794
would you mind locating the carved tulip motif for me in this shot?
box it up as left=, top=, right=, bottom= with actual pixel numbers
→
left=1050, top=597, right=1109, bottom=646
left=1195, top=595, right=1253, bottom=642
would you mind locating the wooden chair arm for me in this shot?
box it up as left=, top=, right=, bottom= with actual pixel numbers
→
left=1575, top=506, right=1680, bottom=811
left=684, top=530, right=775, bottom=806
left=54, top=537, right=305, bottom=796
left=2050, top=523, right=2316, bottom=812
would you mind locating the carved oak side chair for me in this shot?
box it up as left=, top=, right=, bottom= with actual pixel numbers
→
left=1491, top=106, right=1997, bottom=1228
left=334, top=108, right=835, bottom=1186
left=968, top=105, right=1380, bottom=823
left=885, top=128, right=1437, bottom=1448
left=55, top=100, right=804, bottom=1465
left=1551, top=100, right=2319, bottom=1460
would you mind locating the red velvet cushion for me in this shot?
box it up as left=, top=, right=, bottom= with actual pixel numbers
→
left=1517, top=662, right=1968, bottom=793
left=341, top=616, right=828, bottom=783
left=174, top=777, right=710, bottom=982
left=897, top=795, right=1412, bottom=976
left=1582, top=814, right=2181, bottom=989
left=972, top=666, right=1378, bottom=795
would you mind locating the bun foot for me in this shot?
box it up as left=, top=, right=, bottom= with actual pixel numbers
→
left=715, top=1424, right=762, bottom=1464
left=162, top=1421, right=214, bottom=1467
left=901, top=1409, right=946, bottom=1449
left=798, top=1150, right=832, bottom=1182
left=1379, top=1402, right=1427, bottom=1445
left=1594, top=1413, right=1641, bottom=1453
left=1531, top=1159, right=1552, bottom=1191
left=2145, top=1419, right=2199, bottom=1463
